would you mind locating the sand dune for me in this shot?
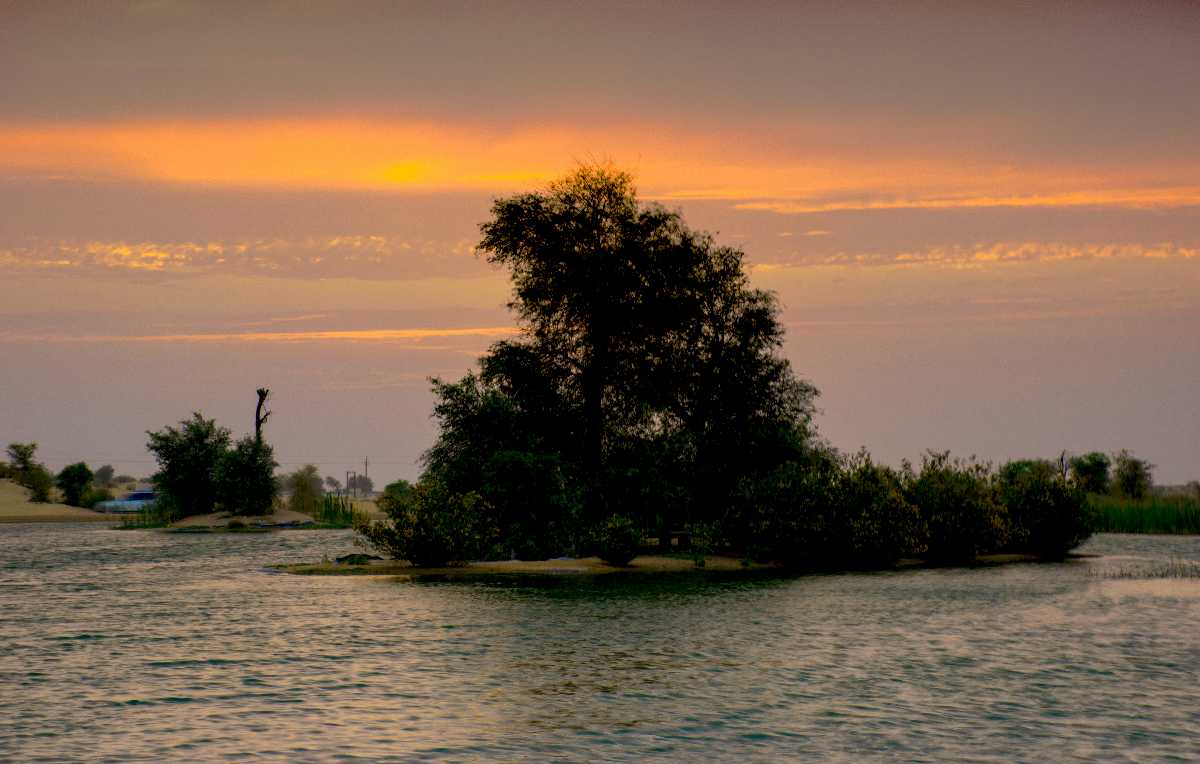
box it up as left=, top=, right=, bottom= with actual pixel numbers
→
left=0, top=480, right=111, bottom=523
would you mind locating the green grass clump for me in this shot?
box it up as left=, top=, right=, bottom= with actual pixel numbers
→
left=312, top=494, right=367, bottom=528
left=118, top=501, right=181, bottom=529
left=1090, top=494, right=1200, bottom=534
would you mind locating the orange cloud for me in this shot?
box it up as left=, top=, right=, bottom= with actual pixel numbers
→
left=3, top=116, right=1200, bottom=211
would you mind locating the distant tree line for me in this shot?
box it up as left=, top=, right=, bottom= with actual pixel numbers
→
left=355, top=167, right=1101, bottom=568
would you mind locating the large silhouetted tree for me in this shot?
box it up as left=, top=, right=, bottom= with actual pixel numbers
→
left=427, top=165, right=817, bottom=544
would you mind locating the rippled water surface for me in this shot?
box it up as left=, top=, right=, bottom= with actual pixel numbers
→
left=3, top=526, right=1200, bottom=762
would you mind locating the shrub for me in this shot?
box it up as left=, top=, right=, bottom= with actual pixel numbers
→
left=216, top=438, right=278, bottom=516
left=24, top=464, right=54, bottom=503
left=56, top=462, right=94, bottom=507
left=146, top=414, right=231, bottom=517
left=593, top=514, right=642, bottom=566
left=1069, top=452, right=1111, bottom=494
left=904, top=452, right=1004, bottom=564
left=355, top=479, right=494, bottom=567
left=726, top=448, right=841, bottom=565
left=997, top=459, right=1092, bottom=558
left=833, top=453, right=924, bottom=567
left=1113, top=450, right=1153, bottom=500
left=82, top=487, right=113, bottom=509
left=285, top=464, right=324, bottom=516
left=479, top=450, right=582, bottom=559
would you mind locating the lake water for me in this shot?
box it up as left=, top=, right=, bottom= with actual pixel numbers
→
left=2, top=525, right=1199, bottom=762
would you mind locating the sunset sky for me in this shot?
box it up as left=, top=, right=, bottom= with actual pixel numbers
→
left=2, top=1, right=1197, bottom=484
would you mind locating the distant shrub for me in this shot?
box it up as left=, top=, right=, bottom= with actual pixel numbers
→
left=81, top=487, right=113, bottom=509
left=594, top=514, right=642, bottom=566
left=285, top=464, right=324, bottom=517
left=56, top=462, right=94, bottom=507
left=227, top=519, right=246, bottom=530
left=113, top=475, right=136, bottom=485
left=1069, top=452, right=1110, bottom=495
left=93, top=464, right=115, bottom=487
left=996, top=459, right=1092, bottom=558
left=355, top=479, right=494, bottom=567
left=25, top=464, right=54, bottom=503
left=904, top=452, right=1004, bottom=564
left=1113, top=450, right=1153, bottom=500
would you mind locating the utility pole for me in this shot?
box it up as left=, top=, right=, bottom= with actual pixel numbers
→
left=363, top=457, right=369, bottom=495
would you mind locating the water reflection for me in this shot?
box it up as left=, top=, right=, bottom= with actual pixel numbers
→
left=1, top=526, right=1199, bottom=761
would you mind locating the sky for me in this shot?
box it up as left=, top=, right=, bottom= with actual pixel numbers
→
left=1, top=1, right=1197, bottom=484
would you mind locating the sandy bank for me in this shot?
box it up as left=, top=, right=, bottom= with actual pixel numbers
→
left=0, top=480, right=112, bottom=523
left=275, top=554, right=783, bottom=578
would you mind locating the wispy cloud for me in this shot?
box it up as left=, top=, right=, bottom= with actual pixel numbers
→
left=736, top=188, right=1200, bottom=214
left=752, top=241, right=1200, bottom=271
left=0, top=326, right=518, bottom=345
left=0, top=235, right=481, bottom=278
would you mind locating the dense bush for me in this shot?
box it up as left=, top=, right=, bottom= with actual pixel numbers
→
left=146, top=414, right=231, bottom=517
left=904, top=452, right=1004, bottom=564
left=56, top=462, right=93, bottom=507
left=832, top=454, right=924, bottom=567
left=592, top=514, right=643, bottom=565
left=356, top=479, right=495, bottom=567
left=216, top=438, right=278, bottom=516
left=1069, top=452, right=1110, bottom=494
left=24, top=464, right=54, bottom=503
left=996, top=460, right=1092, bottom=558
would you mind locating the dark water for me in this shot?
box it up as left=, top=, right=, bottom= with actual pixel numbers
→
left=2, top=526, right=1199, bottom=762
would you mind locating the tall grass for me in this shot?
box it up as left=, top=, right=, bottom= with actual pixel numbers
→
left=118, top=502, right=180, bottom=529
left=1091, top=494, right=1200, bottom=534
left=312, top=494, right=368, bottom=528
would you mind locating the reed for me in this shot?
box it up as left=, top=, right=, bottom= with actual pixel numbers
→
left=312, top=494, right=367, bottom=528
left=118, top=502, right=180, bottom=529
left=1090, top=494, right=1200, bottom=534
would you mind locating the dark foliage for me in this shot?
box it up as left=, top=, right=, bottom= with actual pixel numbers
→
left=56, top=462, right=93, bottom=507
left=1113, top=450, right=1153, bottom=500
left=1069, top=452, right=1110, bottom=495
left=593, top=514, right=643, bottom=565
left=146, top=413, right=231, bottom=517
left=216, top=437, right=278, bottom=516
left=904, top=452, right=1004, bottom=564
left=24, top=464, right=54, bottom=503
left=996, top=459, right=1092, bottom=558
left=356, top=479, right=494, bottom=567
left=411, top=165, right=817, bottom=558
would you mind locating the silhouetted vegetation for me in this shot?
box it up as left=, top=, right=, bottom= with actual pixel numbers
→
left=147, top=407, right=277, bottom=517
left=55, top=462, right=93, bottom=507
left=1069, top=452, right=1110, bottom=495
left=356, top=167, right=1098, bottom=568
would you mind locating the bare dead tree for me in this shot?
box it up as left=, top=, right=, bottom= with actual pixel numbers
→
left=255, top=388, right=271, bottom=444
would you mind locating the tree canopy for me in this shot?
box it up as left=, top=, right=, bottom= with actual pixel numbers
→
left=418, top=166, right=818, bottom=553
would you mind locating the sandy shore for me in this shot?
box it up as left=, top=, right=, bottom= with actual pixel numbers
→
left=0, top=480, right=112, bottom=523
left=275, top=554, right=783, bottom=577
